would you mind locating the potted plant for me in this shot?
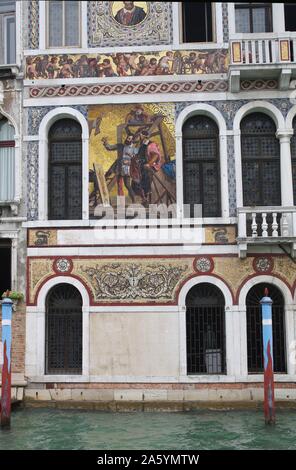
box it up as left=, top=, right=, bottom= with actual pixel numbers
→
left=1, top=290, right=24, bottom=310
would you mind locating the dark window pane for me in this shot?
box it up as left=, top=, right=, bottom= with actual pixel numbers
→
left=241, top=113, right=281, bottom=206
left=284, top=4, right=296, bottom=31
left=183, top=116, right=220, bottom=217
left=48, top=119, right=82, bottom=220
left=182, top=2, right=213, bottom=43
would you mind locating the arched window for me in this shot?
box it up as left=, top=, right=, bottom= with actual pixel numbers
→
left=45, top=284, right=82, bottom=374
left=0, top=117, right=15, bottom=201
left=241, top=113, right=281, bottom=206
left=291, top=116, right=296, bottom=205
left=48, top=119, right=82, bottom=220
left=183, top=116, right=220, bottom=217
left=186, top=283, right=226, bottom=374
left=246, top=283, right=286, bottom=374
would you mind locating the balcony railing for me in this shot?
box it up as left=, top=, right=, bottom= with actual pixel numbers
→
left=237, top=207, right=296, bottom=257
left=230, top=34, right=296, bottom=66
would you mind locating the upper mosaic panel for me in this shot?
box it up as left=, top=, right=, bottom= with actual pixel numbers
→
left=88, top=1, right=173, bottom=47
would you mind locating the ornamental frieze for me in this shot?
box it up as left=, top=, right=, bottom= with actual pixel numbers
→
left=26, top=49, right=229, bottom=81
left=27, top=255, right=296, bottom=306
left=74, top=259, right=193, bottom=303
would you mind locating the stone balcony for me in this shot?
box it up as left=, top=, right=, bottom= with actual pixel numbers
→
left=237, top=206, right=296, bottom=258
left=229, top=33, right=296, bottom=92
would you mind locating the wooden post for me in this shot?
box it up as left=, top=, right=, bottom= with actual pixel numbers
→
left=1, top=298, right=13, bottom=428
left=260, top=288, right=275, bottom=425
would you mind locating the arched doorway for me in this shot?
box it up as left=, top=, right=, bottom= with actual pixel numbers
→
left=186, top=283, right=226, bottom=374
left=45, top=283, right=82, bottom=374
left=246, top=283, right=286, bottom=373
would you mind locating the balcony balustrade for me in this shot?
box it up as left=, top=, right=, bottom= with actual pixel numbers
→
left=237, top=206, right=296, bottom=258
left=229, top=34, right=296, bottom=92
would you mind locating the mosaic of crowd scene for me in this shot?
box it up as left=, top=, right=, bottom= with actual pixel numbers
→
left=26, top=50, right=228, bottom=79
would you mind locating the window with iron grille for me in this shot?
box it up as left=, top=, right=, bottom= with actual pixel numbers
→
left=48, top=118, right=82, bottom=220
left=241, top=113, right=281, bottom=207
left=246, top=283, right=286, bottom=374
left=291, top=117, right=296, bottom=205
left=235, top=3, right=272, bottom=33
left=183, top=116, right=221, bottom=218
left=186, top=283, right=226, bottom=375
left=45, top=284, right=82, bottom=375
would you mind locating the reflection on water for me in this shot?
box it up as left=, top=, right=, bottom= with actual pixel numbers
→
left=0, top=408, right=296, bottom=450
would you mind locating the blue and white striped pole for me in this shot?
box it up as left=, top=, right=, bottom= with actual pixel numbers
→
left=260, top=288, right=275, bottom=425
left=1, top=298, right=13, bottom=428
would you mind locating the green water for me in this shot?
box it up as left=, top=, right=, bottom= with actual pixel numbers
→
left=0, top=408, right=296, bottom=450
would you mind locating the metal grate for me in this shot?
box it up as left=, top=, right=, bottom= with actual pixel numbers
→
left=246, top=283, right=286, bottom=374
left=48, top=119, right=82, bottom=220
left=183, top=116, right=220, bottom=217
left=186, top=283, right=226, bottom=374
left=241, top=113, right=281, bottom=206
left=45, top=284, right=82, bottom=375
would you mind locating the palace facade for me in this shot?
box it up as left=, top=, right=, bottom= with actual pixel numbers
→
left=1, top=1, right=296, bottom=407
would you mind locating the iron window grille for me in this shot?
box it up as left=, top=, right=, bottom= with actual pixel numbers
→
left=186, top=283, right=226, bottom=375
left=45, top=283, right=82, bottom=375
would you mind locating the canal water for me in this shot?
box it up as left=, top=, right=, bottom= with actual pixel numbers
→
left=0, top=408, right=296, bottom=450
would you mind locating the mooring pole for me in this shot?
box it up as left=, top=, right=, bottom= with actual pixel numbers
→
left=1, top=297, right=13, bottom=428
left=260, top=288, right=275, bottom=425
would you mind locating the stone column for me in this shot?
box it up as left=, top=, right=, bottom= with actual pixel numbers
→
left=276, top=129, right=294, bottom=207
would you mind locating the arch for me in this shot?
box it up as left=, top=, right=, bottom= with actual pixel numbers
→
left=233, top=101, right=285, bottom=132
left=29, top=276, right=90, bottom=378
left=0, top=106, right=19, bottom=138
left=178, top=275, right=234, bottom=308
left=185, top=282, right=226, bottom=375
left=285, top=105, right=296, bottom=130
left=237, top=275, right=293, bottom=308
left=175, top=103, right=229, bottom=218
left=176, top=103, right=227, bottom=136
left=37, top=276, right=90, bottom=309
left=38, top=107, right=89, bottom=220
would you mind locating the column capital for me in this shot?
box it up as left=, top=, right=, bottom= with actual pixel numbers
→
left=276, top=128, right=294, bottom=140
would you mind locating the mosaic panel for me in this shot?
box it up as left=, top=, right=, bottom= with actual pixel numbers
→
left=88, top=1, right=173, bottom=47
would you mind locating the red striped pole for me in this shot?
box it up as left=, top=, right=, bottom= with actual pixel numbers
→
left=260, top=288, right=275, bottom=425
left=1, top=298, right=13, bottom=428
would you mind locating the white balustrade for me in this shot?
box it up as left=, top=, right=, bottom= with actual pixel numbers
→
left=237, top=207, right=296, bottom=240
left=231, top=36, right=295, bottom=65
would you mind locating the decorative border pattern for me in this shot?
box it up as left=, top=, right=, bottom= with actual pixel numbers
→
left=29, top=80, right=229, bottom=98
left=28, top=0, right=39, bottom=49
left=27, top=141, right=39, bottom=221
left=240, top=80, right=278, bottom=91
left=222, top=3, right=229, bottom=43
